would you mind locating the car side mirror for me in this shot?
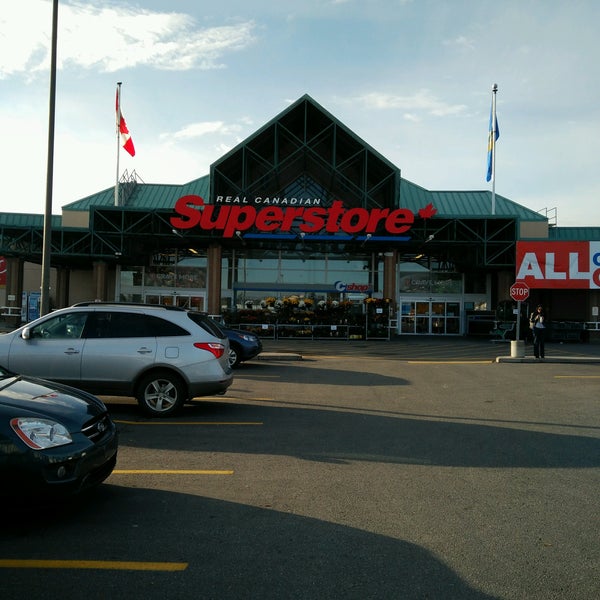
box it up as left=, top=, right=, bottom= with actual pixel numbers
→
left=21, top=327, right=32, bottom=340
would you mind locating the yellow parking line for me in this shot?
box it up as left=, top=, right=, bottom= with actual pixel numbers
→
left=308, top=355, right=379, bottom=360
left=114, top=420, right=263, bottom=426
left=0, top=559, right=187, bottom=571
left=408, top=360, right=492, bottom=364
left=224, top=397, right=274, bottom=402
left=555, top=375, right=600, bottom=379
left=112, top=469, right=233, bottom=475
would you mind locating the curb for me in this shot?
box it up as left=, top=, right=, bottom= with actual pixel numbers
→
left=257, top=353, right=600, bottom=364
left=496, top=356, right=600, bottom=364
left=257, top=352, right=303, bottom=362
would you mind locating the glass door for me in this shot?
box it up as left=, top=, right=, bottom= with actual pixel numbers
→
left=399, top=300, right=461, bottom=335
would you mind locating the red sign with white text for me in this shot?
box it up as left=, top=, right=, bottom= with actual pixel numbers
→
left=516, top=241, right=600, bottom=289
left=510, top=281, right=530, bottom=301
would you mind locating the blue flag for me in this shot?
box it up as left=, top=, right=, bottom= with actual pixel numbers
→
left=486, top=102, right=499, bottom=182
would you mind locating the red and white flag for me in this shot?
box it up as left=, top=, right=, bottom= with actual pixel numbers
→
left=116, top=87, right=135, bottom=157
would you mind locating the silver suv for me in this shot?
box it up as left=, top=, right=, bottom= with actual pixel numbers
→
left=0, top=303, right=233, bottom=417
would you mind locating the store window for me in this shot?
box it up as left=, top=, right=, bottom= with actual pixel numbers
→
left=117, top=249, right=208, bottom=304
left=231, top=249, right=376, bottom=288
left=227, top=249, right=380, bottom=307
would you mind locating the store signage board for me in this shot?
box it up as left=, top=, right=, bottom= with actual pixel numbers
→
left=516, top=241, right=600, bottom=289
left=170, top=195, right=438, bottom=240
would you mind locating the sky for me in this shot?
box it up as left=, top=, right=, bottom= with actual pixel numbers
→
left=0, top=0, right=597, bottom=227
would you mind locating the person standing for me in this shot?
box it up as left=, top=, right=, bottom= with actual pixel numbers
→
left=530, top=304, right=547, bottom=359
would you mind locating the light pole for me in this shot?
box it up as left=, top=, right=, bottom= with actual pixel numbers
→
left=40, top=0, right=59, bottom=316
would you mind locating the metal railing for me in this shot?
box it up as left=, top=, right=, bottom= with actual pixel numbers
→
left=232, top=322, right=391, bottom=341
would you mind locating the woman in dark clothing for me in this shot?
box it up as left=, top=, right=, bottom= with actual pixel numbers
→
left=529, top=304, right=547, bottom=359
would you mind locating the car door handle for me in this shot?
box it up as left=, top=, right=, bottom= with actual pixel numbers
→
left=137, top=347, right=153, bottom=354
left=64, top=348, right=80, bottom=355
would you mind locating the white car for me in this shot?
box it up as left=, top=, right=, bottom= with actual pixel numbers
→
left=0, top=303, right=233, bottom=417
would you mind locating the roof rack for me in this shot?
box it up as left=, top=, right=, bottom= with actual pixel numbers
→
left=71, top=301, right=185, bottom=311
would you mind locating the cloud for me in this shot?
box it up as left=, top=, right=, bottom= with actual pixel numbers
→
left=0, top=0, right=50, bottom=79
left=0, top=0, right=257, bottom=78
left=443, top=35, right=475, bottom=51
left=355, top=90, right=468, bottom=117
left=160, top=121, right=242, bottom=142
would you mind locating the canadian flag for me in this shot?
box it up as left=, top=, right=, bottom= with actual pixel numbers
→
left=116, top=86, right=135, bottom=157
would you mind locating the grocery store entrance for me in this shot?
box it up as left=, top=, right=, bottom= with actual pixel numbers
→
left=398, top=299, right=461, bottom=335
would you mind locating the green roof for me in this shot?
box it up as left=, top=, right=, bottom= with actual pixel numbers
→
left=400, top=179, right=546, bottom=220
left=430, top=190, right=546, bottom=220
left=60, top=173, right=545, bottom=221
left=0, top=212, right=63, bottom=228
left=62, top=175, right=210, bottom=212
left=548, top=227, right=600, bottom=241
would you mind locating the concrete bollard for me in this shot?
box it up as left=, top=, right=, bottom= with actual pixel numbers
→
left=510, top=340, right=525, bottom=358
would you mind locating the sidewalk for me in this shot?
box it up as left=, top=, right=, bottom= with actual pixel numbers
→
left=257, top=336, right=600, bottom=364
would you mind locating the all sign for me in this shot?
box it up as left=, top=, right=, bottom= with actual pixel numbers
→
left=510, top=281, right=530, bottom=302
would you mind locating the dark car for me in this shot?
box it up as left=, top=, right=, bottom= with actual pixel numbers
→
left=0, top=365, right=118, bottom=500
left=222, top=326, right=263, bottom=368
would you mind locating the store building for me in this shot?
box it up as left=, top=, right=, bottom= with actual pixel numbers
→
left=1, top=95, right=599, bottom=339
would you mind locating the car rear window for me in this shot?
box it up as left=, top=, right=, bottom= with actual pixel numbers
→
left=84, top=312, right=188, bottom=338
left=186, top=312, right=226, bottom=338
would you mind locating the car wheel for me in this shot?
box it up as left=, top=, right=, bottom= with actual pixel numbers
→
left=228, top=344, right=241, bottom=368
left=135, top=371, right=187, bottom=417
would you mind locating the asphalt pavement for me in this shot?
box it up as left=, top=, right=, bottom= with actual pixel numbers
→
left=3, top=332, right=598, bottom=599
left=258, top=335, right=600, bottom=364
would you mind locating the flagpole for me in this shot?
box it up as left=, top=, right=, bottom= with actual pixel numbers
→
left=491, top=83, right=498, bottom=215
left=115, top=81, right=122, bottom=207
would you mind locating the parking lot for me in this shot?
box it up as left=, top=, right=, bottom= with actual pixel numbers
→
left=2, top=339, right=599, bottom=599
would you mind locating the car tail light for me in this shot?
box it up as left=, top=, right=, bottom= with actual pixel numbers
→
left=194, top=342, right=225, bottom=359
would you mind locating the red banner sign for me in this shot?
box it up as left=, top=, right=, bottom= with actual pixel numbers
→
left=516, top=241, right=600, bottom=289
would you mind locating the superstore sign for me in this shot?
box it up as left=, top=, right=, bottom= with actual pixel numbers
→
left=516, top=241, right=600, bottom=289
left=170, top=195, right=432, bottom=240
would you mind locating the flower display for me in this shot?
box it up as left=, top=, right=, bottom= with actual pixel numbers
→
left=223, top=294, right=392, bottom=339
left=364, top=297, right=392, bottom=307
left=283, top=296, right=300, bottom=307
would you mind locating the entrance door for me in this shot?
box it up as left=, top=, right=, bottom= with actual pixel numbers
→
left=399, top=300, right=460, bottom=335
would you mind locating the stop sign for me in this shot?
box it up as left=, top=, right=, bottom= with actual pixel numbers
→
left=510, top=281, right=530, bottom=301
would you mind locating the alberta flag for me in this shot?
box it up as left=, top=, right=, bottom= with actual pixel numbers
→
left=486, top=101, right=499, bottom=182
left=116, top=86, right=135, bottom=157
